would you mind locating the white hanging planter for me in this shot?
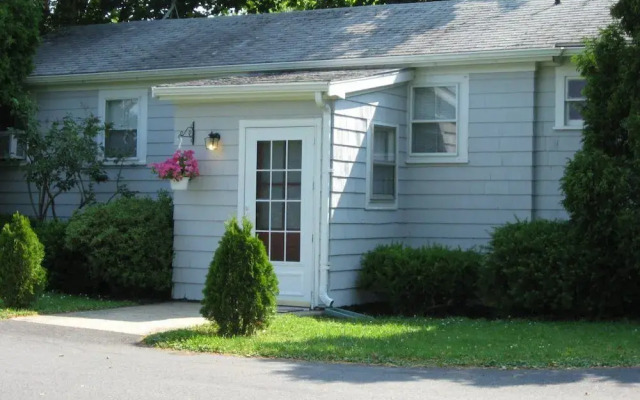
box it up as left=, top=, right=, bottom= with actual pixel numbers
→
left=170, top=178, right=190, bottom=191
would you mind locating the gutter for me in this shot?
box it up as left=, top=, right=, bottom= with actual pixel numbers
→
left=27, top=47, right=578, bottom=87
left=315, top=92, right=334, bottom=308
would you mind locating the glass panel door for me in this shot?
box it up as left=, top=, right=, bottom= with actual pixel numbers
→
left=255, top=140, right=302, bottom=263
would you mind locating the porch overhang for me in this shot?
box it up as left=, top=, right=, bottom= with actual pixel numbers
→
left=151, top=69, right=414, bottom=103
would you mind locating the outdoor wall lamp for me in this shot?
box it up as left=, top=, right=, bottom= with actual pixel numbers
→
left=205, top=132, right=221, bottom=150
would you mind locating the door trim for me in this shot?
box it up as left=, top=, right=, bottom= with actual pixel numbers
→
left=237, top=118, right=322, bottom=307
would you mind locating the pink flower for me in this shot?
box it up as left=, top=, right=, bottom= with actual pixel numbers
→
left=151, top=149, right=200, bottom=181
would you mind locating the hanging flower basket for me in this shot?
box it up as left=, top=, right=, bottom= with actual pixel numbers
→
left=151, top=150, right=200, bottom=191
left=170, top=178, right=190, bottom=191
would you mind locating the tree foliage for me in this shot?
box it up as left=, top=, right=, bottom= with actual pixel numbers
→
left=0, top=213, right=46, bottom=308
left=15, top=115, right=107, bottom=221
left=201, top=217, right=278, bottom=337
left=560, top=0, right=640, bottom=317
left=0, top=0, right=41, bottom=128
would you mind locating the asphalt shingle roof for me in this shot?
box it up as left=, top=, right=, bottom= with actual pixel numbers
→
left=158, top=69, right=400, bottom=87
left=34, top=0, right=614, bottom=77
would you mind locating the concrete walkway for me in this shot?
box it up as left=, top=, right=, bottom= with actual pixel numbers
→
left=13, top=302, right=207, bottom=335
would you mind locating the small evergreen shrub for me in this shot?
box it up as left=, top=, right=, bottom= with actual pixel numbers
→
left=65, top=193, right=173, bottom=299
left=33, top=219, right=92, bottom=295
left=0, top=212, right=46, bottom=308
left=359, top=244, right=483, bottom=316
left=201, top=217, right=278, bottom=337
left=480, top=219, right=586, bottom=317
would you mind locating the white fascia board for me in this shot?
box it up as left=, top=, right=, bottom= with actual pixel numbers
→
left=28, top=47, right=577, bottom=87
left=152, top=81, right=330, bottom=102
left=327, top=69, right=414, bottom=98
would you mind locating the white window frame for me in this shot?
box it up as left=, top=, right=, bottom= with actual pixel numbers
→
left=98, top=88, right=148, bottom=164
left=408, top=74, right=469, bottom=164
left=366, top=123, right=399, bottom=210
left=0, top=131, right=25, bottom=161
left=555, top=65, right=586, bottom=130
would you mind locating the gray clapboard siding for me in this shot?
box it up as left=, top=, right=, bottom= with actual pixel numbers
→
left=171, top=100, right=322, bottom=300
left=533, top=65, right=582, bottom=220
left=328, top=85, right=407, bottom=303
left=0, top=87, right=175, bottom=218
left=398, top=71, right=536, bottom=251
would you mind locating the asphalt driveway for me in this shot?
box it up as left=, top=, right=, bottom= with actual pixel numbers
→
left=1, top=305, right=639, bottom=400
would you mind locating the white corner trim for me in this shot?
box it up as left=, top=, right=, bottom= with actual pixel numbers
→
left=327, top=69, right=414, bottom=98
left=97, top=88, right=149, bottom=163
left=407, top=74, right=470, bottom=164
left=28, top=48, right=576, bottom=87
left=554, top=63, right=585, bottom=131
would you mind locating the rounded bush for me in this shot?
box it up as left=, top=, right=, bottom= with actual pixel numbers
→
left=33, top=219, right=91, bottom=295
left=480, top=219, right=586, bottom=317
left=201, top=217, right=278, bottom=337
left=0, top=212, right=46, bottom=308
left=65, top=193, right=173, bottom=299
left=359, top=244, right=483, bottom=316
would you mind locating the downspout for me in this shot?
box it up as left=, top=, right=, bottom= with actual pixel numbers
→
left=315, top=91, right=335, bottom=308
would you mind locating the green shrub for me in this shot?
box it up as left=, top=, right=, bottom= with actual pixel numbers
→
left=359, top=244, right=483, bottom=316
left=0, top=212, right=46, bottom=308
left=65, top=193, right=173, bottom=299
left=201, top=217, right=278, bottom=337
left=33, top=219, right=92, bottom=295
left=480, top=219, right=588, bottom=317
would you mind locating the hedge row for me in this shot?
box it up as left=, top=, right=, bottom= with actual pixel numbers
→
left=360, top=219, right=640, bottom=319
left=0, top=194, right=173, bottom=300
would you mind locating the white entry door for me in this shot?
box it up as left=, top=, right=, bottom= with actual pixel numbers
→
left=243, top=123, right=316, bottom=306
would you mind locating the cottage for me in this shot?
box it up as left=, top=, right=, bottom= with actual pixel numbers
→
left=0, top=0, right=614, bottom=307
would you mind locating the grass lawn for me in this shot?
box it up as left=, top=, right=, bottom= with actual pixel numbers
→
left=144, top=314, right=640, bottom=369
left=0, top=292, right=136, bottom=320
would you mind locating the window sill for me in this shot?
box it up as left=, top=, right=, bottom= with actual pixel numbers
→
left=103, top=158, right=147, bottom=167
left=553, top=125, right=584, bottom=131
left=365, top=202, right=398, bottom=211
left=406, top=155, right=469, bottom=165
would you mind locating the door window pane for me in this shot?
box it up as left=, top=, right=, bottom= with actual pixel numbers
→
left=270, top=232, right=285, bottom=261
left=286, top=233, right=300, bottom=262
left=287, top=171, right=301, bottom=200
left=286, top=202, right=301, bottom=230
left=271, top=171, right=285, bottom=200
left=272, top=141, right=286, bottom=169
left=288, top=140, right=302, bottom=169
left=257, top=141, right=271, bottom=169
left=271, top=201, right=285, bottom=230
left=255, top=202, right=270, bottom=230
left=256, top=171, right=270, bottom=200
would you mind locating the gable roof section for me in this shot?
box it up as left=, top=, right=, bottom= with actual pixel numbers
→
left=32, top=0, right=614, bottom=82
left=152, top=69, right=414, bottom=102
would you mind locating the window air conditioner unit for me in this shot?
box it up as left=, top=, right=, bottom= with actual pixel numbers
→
left=0, top=131, right=25, bottom=160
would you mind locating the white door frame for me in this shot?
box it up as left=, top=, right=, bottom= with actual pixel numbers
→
left=238, top=118, right=322, bottom=307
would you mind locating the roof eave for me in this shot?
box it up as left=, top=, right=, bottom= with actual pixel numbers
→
left=152, top=82, right=330, bottom=103
left=27, top=47, right=583, bottom=87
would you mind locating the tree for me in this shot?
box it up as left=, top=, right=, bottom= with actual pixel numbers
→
left=560, top=0, right=640, bottom=316
left=15, top=115, right=107, bottom=221
left=0, top=0, right=41, bottom=128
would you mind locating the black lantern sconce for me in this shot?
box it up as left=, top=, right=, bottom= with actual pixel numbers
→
left=178, top=121, right=196, bottom=146
left=205, top=132, right=221, bottom=150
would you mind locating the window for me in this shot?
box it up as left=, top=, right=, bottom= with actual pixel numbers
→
left=0, top=131, right=24, bottom=160
left=409, top=75, right=469, bottom=163
left=555, top=66, right=586, bottom=129
left=98, top=89, right=148, bottom=162
left=367, top=124, right=397, bottom=209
